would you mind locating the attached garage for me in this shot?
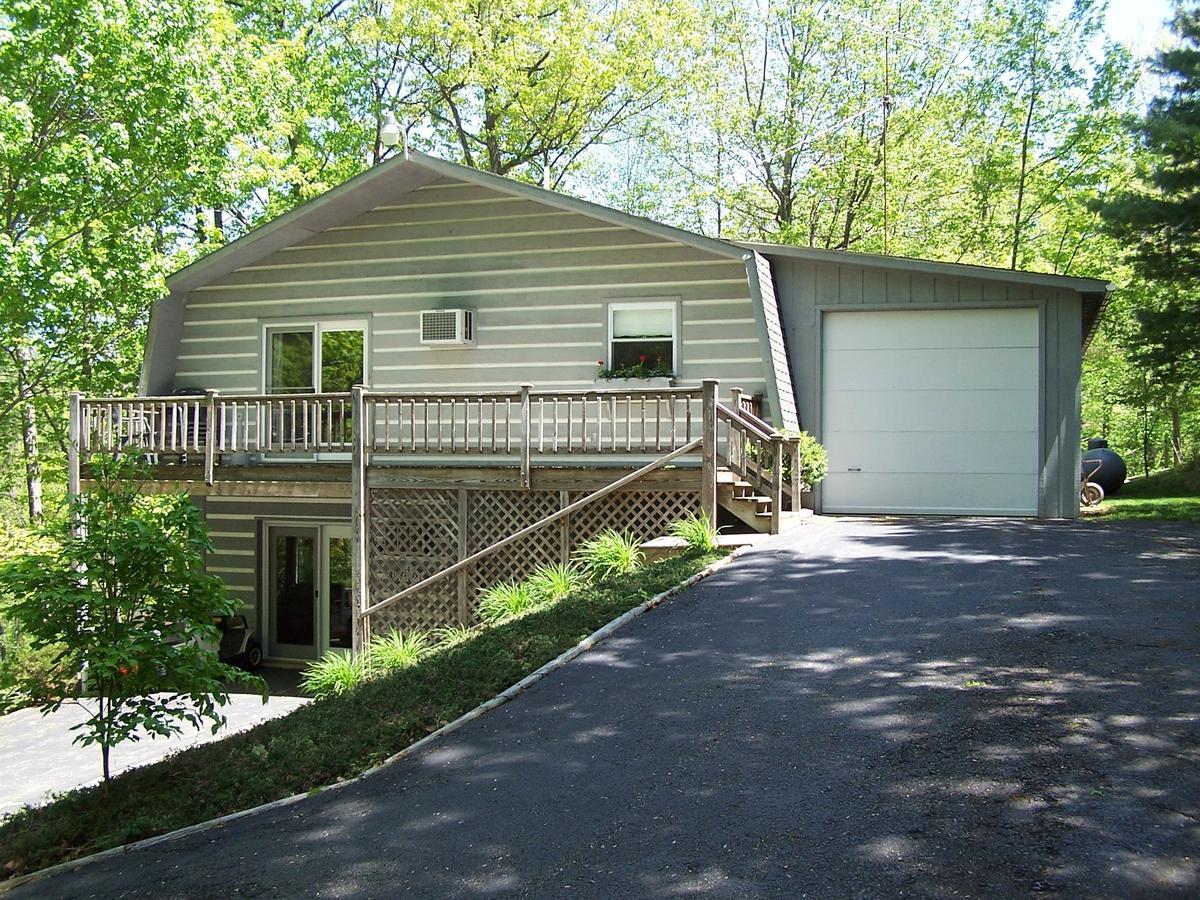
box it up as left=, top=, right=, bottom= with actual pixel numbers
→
left=752, top=242, right=1114, bottom=519
left=821, top=308, right=1040, bottom=515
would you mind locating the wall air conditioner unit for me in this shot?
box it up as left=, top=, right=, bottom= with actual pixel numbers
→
left=419, top=309, right=476, bottom=347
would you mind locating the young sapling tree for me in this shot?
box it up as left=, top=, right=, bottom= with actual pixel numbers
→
left=0, top=454, right=265, bottom=785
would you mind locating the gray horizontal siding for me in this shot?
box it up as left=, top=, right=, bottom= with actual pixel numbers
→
left=173, top=178, right=766, bottom=401
left=771, top=254, right=1084, bottom=518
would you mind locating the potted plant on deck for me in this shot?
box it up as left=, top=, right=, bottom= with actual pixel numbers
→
left=594, top=356, right=674, bottom=390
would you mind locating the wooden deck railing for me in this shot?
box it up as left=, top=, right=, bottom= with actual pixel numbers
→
left=73, top=384, right=707, bottom=487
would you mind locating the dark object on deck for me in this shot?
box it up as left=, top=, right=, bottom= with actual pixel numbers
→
left=1083, top=438, right=1127, bottom=496
left=215, top=615, right=262, bottom=669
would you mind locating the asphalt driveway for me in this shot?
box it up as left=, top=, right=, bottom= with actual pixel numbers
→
left=15, top=517, right=1199, bottom=898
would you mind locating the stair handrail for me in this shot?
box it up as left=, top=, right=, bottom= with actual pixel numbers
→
left=359, top=436, right=703, bottom=622
left=715, top=398, right=804, bottom=529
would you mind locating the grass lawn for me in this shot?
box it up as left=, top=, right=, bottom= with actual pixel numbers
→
left=0, top=549, right=724, bottom=880
left=1083, top=463, right=1200, bottom=522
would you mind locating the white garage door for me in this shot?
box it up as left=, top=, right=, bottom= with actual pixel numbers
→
left=821, top=308, right=1040, bottom=515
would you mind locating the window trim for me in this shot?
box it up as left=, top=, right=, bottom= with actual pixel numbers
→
left=606, top=299, right=680, bottom=374
left=260, top=319, right=369, bottom=395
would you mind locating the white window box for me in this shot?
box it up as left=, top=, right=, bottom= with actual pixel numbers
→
left=593, top=376, right=675, bottom=390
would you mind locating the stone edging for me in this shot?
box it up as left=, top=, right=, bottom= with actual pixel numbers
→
left=0, top=548, right=746, bottom=894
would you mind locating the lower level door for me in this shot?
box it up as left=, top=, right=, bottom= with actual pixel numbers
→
left=268, top=526, right=320, bottom=660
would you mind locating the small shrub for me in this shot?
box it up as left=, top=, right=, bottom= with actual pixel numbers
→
left=526, top=563, right=590, bottom=603
left=432, top=624, right=476, bottom=647
left=300, top=651, right=369, bottom=699
left=577, top=529, right=644, bottom=580
left=369, top=629, right=431, bottom=672
left=477, top=581, right=539, bottom=623
left=669, top=514, right=722, bottom=552
left=785, top=429, right=829, bottom=488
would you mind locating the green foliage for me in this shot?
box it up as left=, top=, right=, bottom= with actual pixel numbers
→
left=0, top=550, right=722, bottom=879
left=526, top=563, right=591, bottom=603
left=668, top=515, right=722, bottom=552
left=785, top=430, right=829, bottom=489
left=0, top=0, right=257, bottom=523
left=432, top=624, right=477, bottom=648
left=476, top=581, right=540, bottom=624
left=1086, top=463, right=1200, bottom=522
left=299, top=651, right=370, bottom=700
left=368, top=629, right=433, bottom=673
left=596, top=361, right=674, bottom=380
left=1093, top=8, right=1200, bottom=468
left=0, top=454, right=264, bottom=781
left=577, top=529, right=644, bottom=580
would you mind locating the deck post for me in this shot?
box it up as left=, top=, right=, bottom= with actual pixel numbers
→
left=771, top=436, right=785, bottom=534
left=456, top=488, right=469, bottom=624
left=350, top=385, right=369, bottom=654
left=519, top=383, right=533, bottom=489
left=729, top=387, right=744, bottom=472
left=67, top=391, right=82, bottom=504
left=203, top=389, right=218, bottom=486
left=558, top=489, right=571, bottom=564
left=701, top=378, right=719, bottom=527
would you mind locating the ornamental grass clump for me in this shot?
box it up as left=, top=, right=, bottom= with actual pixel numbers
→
left=476, top=580, right=539, bottom=623
left=300, top=651, right=370, bottom=699
left=432, top=624, right=476, bottom=647
left=668, top=515, right=722, bottom=552
left=526, top=562, right=590, bottom=603
left=577, top=529, right=644, bottom=580
left=369, top=629, right=432, bottom=673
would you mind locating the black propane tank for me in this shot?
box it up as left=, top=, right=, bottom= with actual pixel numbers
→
left=1082, top=438, right=1127, bottom=496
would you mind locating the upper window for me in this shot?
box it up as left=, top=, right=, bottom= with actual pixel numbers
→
left=265, top=322, right=366, bottom=394
left=608, top=301, right=677, bottom=374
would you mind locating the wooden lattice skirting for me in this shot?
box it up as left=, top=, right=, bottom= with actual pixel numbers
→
left=367, top=484, right=701, bottom=633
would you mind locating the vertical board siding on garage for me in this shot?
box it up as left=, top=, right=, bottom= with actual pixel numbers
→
left=203, top=496, right=351, bottom=633
left=172, top=177, right=766, bottom=400
left=771, top=256, right=1084, bottom=518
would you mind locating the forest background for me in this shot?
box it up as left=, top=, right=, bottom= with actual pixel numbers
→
left=0, top=0, right=1194, bottom=529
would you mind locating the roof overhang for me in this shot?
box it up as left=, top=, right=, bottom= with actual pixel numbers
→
left=739, top=241, right=1115, bottom=349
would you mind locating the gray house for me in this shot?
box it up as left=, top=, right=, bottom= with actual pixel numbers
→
left=73, top=151, right=1111, bottom=664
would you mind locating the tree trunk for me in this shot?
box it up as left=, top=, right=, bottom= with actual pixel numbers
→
left=1011, top=51, right=1039, bottom=269
left=16, top=345, right=43, bottom=523
left=1170, top=404, right=1183, bottom=466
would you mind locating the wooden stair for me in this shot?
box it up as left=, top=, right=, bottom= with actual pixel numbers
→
left=716, top=467, right=809, bottom=534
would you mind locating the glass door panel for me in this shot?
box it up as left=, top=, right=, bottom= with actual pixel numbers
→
left=268, top=526, right=319, bottom=660
left=320, top=329, right=364, bottom=446
left=325, top=528, right=353, bottom=651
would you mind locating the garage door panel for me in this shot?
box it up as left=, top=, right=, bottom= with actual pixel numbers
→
left=824, top=347, right=1039, bottom=392
left=821, top=308, right=1041, bottom=351
left=822, top=389, right=1036, bottom=433
left=821, top=472, right=1040, bottom=515
left=823, top=430, right=1039, bottom=475
left=821, top=308, right=1040, bottom=516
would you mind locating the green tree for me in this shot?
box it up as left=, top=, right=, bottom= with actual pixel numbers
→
left=0, top=454, right=263, bottom=784
left=0, top=0, right=253, bottom=523
left=391, top=0, right=693, bottom=186
left=1097, top=4, right=1200, bottom=464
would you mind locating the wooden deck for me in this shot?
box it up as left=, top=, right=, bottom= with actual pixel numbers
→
left=69, top=382, right=804, bottom=647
